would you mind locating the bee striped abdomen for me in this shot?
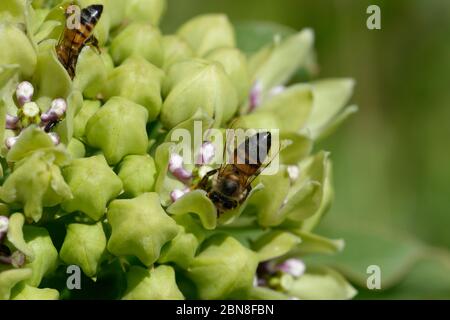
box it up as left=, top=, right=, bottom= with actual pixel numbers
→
left=56, top=4, right=103, bottom=78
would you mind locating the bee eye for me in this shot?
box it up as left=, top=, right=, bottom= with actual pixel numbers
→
left=222, top=180, right=238, bottom=195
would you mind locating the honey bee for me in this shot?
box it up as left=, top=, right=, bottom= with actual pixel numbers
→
left=196, top=131, right=272, bottom=215
left=56, top=4, right=103, bottom=79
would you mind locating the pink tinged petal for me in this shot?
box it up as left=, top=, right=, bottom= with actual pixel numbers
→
left=48, top=132, right=60, bottom=145
left=197, top=142, right=215, bottom=165
left=268, top=85, right=285, bottom=98
left=5, top=136, right=19, bottom=149
left=170, top=189, right=187, bottom=202
left=169, top=153, right=192, bottom=181
left=168, top=153, right=184, bottom=171
left=16, top=81, right=34, bottom=106
left=276, top=259, right=306, bottom=277
left=5, top=114, right=19, bottom=130
left=249, top=81, right=263, bottom=112
left=0, top=216, right=8, bottom=234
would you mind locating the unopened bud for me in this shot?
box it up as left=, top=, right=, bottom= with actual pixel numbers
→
left=16, top=81, right=34, bottom=106
left=5, top=114, right=19, bottom=130
left=41, top=98, right=67, bottom=123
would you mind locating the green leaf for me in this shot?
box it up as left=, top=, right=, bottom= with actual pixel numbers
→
left=107, top=193, right=179, bottom=266
left=59, top=222, right=107, bottom=278
left=122, top=265, right=184, bottom=300
left=62, top=154, right=123, bottom=221
left=117, top=155, right=157, bottom=198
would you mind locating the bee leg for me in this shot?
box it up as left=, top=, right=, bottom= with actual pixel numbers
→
left=85, top=36, right=101, bottom=53
left=240, top=185, right=252, bottom=205
left=194, top=168, right=218, bottom=191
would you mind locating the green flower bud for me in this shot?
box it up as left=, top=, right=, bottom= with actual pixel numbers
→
left=22, top=226, right=58, bottom=287
left=73, top=100, right=101, bottom=139
left=122, top=265, right=184, bottom=300
left=103, top=57, right=164, bottom=122
left=250, top=29, right=314, bottom=93
left=86, top=97, right=149, bottom=165
left=162, top=35, right=194, bottom=71
left=0, top=24, right=37, bottom=78
left=287, top=267, right=356, bottom=300
left=110, top=22, right=163, bottom=67
left=187, top=235, right=258, bottom=299
left=117, top=155, right=157, bottom=198
left=11, top=284, right=59, bottom=300
left=0, top=268, right=32, bottom=300
left=177, top=14, right=236, bottom=57
left=205, top=47, right=250, bottom=105
left=62, top=155, right=123, bottom=221
left=106, top=193, right=179, bottom=266
left=305, top=78, right=357, bottom=140
left=59, top=222, right=107, bottom=278
left=124, top=0, right=167, bottom=26
left=73, top=47, right=108, bottom=99
left=158, top=225, right=199, bottom=269
left=67, top=138, right=86, bottom=159
left=161, top=59, right=238, bottom=128
left=0, top=151, right=72, bottom=222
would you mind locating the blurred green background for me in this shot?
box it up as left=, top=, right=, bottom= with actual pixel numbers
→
left=162, top=0, right=450, bottom=299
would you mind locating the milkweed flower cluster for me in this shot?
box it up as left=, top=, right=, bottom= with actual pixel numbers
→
left=0, top=0, right=357, bottom=300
